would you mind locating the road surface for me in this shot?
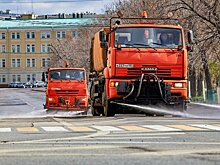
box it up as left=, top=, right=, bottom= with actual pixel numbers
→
left=0, top=88, right=220, bottom=165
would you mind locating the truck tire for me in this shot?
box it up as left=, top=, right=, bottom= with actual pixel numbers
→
left=90, top=83, right=102, bottom=116
left=102, top=86, right=115, bottom=117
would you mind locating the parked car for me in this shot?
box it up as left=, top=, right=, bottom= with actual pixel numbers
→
left=17, top=82, right=25, bottom=88
left=23, top=82, right=33, bottom=88
left=8, top=82, right=17, bottom=88
left=8, top=82, right=24, bottom=88
left=33, top=81, right=45, bottom=87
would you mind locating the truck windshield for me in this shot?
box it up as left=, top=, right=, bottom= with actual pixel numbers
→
left=115, top=27, right=183, bottom=49
left=50, top=70, right=85, bottom=81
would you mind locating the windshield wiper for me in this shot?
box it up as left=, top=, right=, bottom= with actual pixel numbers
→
left=119, top=43, right=141, bottom=51
left=132, top=43, right=157, bottom=51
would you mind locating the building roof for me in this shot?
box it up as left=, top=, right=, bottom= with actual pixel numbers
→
left=0, top=18, right=102, bottom=29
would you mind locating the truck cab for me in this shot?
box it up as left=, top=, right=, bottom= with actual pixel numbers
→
left=45, top=68, right=89, bottom=113
left=90, top=18, right=193, bottom=117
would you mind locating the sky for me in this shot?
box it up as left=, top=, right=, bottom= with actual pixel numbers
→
left=0, top=0, right=115, bottom=15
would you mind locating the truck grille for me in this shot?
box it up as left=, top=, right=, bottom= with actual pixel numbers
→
left=127, top=68, right=171, bottom=77
left=56, top=90, right=79, bottom=95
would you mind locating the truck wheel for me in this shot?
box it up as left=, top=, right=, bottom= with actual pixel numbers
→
left=102, top=87, right=115, bottom=117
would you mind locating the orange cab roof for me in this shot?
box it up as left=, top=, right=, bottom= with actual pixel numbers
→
left=112, top=24, right=182, bottom=29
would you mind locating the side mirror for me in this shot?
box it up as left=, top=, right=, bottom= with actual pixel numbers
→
left=99, top=31, right=106, bottom=42
left=99, top=31, right=108, bottom=48
left=187, top=30, right=194, bottom=44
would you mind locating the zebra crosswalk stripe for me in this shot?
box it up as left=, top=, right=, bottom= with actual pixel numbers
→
left=118, top=125, right=152, bottom=131
left=41, top=126, right=69, bottom=132
left=167, top=125, right=206, bottom=131
left=0, top=128, right=11, bottom=132
left=190, top=124, right=220, bottom=131
left=16, top=127, right=39, bottom=132
left=91, top=126, right=124, bottom=131
left=68, top=126, right=95, bottom=132
left=141, top=125, right=181, bottom=131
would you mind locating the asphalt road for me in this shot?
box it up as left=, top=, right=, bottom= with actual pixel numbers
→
left=0, top=88, right=220, bottom=165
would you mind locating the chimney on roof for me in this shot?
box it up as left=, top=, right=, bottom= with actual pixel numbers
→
left=80, top=13, right=83, bottom=18
left=76, top=13, right=79, bottom=18
left=6, top=9, right=10, bottom=14
left=72, top=13, right=75, bottom=18
left=58, top=13, right=61, bottom=19
left=62, top=13, right=65, bottom=19
left=45, top=15, right=48, bottom=19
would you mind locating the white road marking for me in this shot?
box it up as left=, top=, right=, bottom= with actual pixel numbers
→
left=190, top=124, right=220, bottom=131
left=91, top=126, right=124, bottom=131
left=41, top=127, right=69, bottom=132
left=0, top=128, right=11, bottom=132
left=141, top=125, right=181, bottom=131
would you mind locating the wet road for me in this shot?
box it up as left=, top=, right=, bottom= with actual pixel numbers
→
left=0, top=88, right=220, bottom=165
left=1, top=88, right=220, bottom=118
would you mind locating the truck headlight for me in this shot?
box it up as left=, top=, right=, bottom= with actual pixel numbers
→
left=48, top=98, right=54, bottom=101
left=80, top=97, right=87, bottom=102
left=174, top=83, right=183, bottom=88
left=110, top=82, right=119, bottom=87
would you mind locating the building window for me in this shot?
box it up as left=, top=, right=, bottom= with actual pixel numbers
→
left=11, top=59, right=20, bottom=68
left=32, top=59, right=35, bottom=67
left=57, top=31, right=66, bottom=39
left=1, top=33, right=6, bottom=40
left=41, top=44, right=46, bottom=53
left=26, top=32, right=35, bottom=39
left=26, top=59, right=30, bottom=67
left=0, top=75, right=6, bottom=83
left=12, top=75, right=16, bottom=82
left=11, top=45, right=16, bottom=53
left=0, top=59, right=6, bottom=68
left=26, top=58, right=36, bottom=68
left=31, top=45, right=35, bottom=52
left=42, top=58, right=50, bottom=67
left=12, top=59, right=16, bottom=68
left=26, top=44, right=35, bottom=53
left=2, top=75, right=6, bottom=83
left=11, top=75, right=20, bottom=82
left=41, top=44, right=50, bottom=53
left=32, top=74, right=36, bottom=82
left=27, top=75, right=31, bottom=82
left=1, top=45, right=6, bottom=53
left=17, top=59, right=21, bottom=68
left=41, top=32, right=51, bottom=39
left=17, top=45, right=21, bottom=53
left=11, top=32, right=20, bottom=39
left=17, top=75, right=21, bottom=82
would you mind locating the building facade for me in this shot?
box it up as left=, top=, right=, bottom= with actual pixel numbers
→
left=0, top=16, right=95, bottom=87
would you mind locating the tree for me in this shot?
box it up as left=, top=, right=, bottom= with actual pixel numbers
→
left=163, top=0, right=220, bottom=92
left=49, top=27, right=100, bottom=70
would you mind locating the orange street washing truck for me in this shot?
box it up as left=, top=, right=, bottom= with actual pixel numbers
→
left=90, top=16, right=194, bottom=117
left=44, top=68, right=89, bottom=114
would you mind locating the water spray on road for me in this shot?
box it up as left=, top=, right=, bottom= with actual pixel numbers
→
left=112, top=101, right=220, bottom=119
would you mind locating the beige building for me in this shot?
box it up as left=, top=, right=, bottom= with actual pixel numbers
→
left=0, top=16, right=93, bottom=87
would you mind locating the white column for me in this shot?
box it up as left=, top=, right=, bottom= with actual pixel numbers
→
left=202, top=80, right=206, bottom=102
left=217, top=87, right=220, bottom=104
